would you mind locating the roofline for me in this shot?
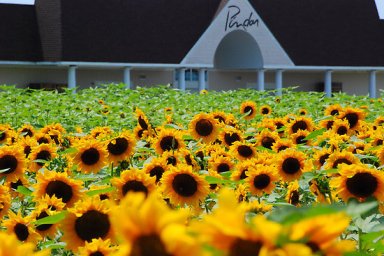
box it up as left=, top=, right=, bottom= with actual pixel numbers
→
left=0, top=61, right=383, bottom=71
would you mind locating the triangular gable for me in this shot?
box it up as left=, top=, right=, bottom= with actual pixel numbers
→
left=181, top=0, right=294, bottom=67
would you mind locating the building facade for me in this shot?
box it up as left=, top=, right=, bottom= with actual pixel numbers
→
left=0, top=0, right=384, bottom=96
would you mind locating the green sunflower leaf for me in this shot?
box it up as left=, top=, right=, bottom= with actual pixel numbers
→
left=304, top=128, right=326, bottom=140
left=34, top=211, right=67, bottom=226
left=86, top=186, right=115, bottom=197
left=16, top=185, right=33, bottom=196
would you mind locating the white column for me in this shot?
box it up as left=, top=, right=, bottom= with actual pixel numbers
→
left=178, top=68, right=186, bottom=91
left=198, top=69, right=206, bottom=91
left=123, top=67, right=131, bottom=89
left=275, top=69, right=283, bottom=96
left=68, top=65, right=77, bottom=93
left=324, top=70, right=333, bottom=97
left=369, top=70, right=377, bottom=98
left=257, top=69, right=265, bottom=91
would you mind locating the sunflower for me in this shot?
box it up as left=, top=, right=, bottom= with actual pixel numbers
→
left=211, top=111, right=229, bottom=124
left=285, top=180, right=301, bottom=206
left=0, top=185, right=11, bottom=219
left=324, top=104, right=343, bottom=117
left=6, top=175, right=30, bottom=199
left=0, top=145, right=26, bottom=182
left=374, top=116, right=384, bottom=127
left=35, top=194, right=66, bottom=212
left=34, top=132, right=52, bottom=145
left=330, top=164, right=384, bottom=202
left=33, top=170, right=83, bottom=208
left=208, top=156, right=234, bottom=174
left=276, top=149, right=310, bottom=181
left=255, top=129, right=280, bottom=150
left=90, top=126, right=114, bottom=139
left=324, top=151, right=360, bottom=170
left=272, top=117, right=286, bottom=136
left=87, top=184, right=115, bottom=201
left=0, top=232, right=49, bottom=256
left=189, top=113, right=219, bottom=143
left=111, top=192, right=200, bottom=256
left=231, top=160, right=254, bottom=181
left=309, top=180, right=330, bottom=204
left=161, top=164, right=209, bottom=208
left=17, top=136, right=38, bottom=158
left=179, top=148, right=199, bottom=170
left=312, top=148, right=332, bottom=170
left=106, top=131, right=136, bottom=165
left=298, top=108, right=308, bottom=116
left=289, top=212, right=354, bottom=255
left=28, top=144, right=57, bottom=172
left=61, top=197, right=115, bottom=251
left=192, top=188, right=282, bottom=255
left=319, top=118, right=335, bottom=131
left=260, top=105, right=272, bottom=116
left=72, top=139, right=108, bottom=174
left=142, top=158, right=169, bottom=183
left=290, top=129, right=311, bottom=146
left=246, top=165, right=278, bottom=196
left=338, top=107, right=365, bottom=131
left=161, top=151, right=181, bottom=166
left=230, top=141, right=257, bottom=161
left=78, top=238, right=116, bottom=256
left=240, top=199, right=273, bottom=215
left=271, top=139, right=294, bottom=153
left=17, top=124, right=35, bottom=138
left=3, top=211, right=41, bottom=244
left=40, top=123, right=66, bottom=135
left=31, top=202, right=61, bottom=238
left=153, top=128, right=185, bottom=154
left=331, top=119, right=351, bottom=137
left=240, top=101, right=257, bottom=120
left=286, top=116, right=314, bottom=135
left=219, top=127, right=243, bottom=148
left=135, top=108, right=152, bottom=131
left=0, top=124, right=16, bottom=145
left=111, top=168, right=156, bottom=199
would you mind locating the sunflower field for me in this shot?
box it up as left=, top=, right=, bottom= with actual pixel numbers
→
left=0, top=84, right=384, bottom=255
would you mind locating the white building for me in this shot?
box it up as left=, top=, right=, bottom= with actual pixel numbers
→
left=0, top=0, right=384, bottom=97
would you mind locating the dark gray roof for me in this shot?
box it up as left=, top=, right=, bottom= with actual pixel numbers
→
left=1, top=0, right=384, bottom=67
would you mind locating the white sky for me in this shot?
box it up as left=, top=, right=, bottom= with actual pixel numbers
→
left=0, top=0, right=34, bottom=5
left=375, top=0, right=384, bottom=19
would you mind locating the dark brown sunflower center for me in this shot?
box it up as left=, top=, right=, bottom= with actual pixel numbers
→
left=278, top=145, right=289, bottom=152
left=166, top=156, right=177, bottom=166
left=240, top=169, right=248, bottom=180
left=138, top=116, right=149, bottom=130
left=81, top=148, right=100, bottom=165
left=0, top=131, right=6, bottom=141
left=21, top=128, right=33, bottom=137
left=214, top=115, right=226, bottom=123
left=37, top=137, right=49, bottom=144
left=306, top=241, right=321, bottom=253
left=14, top=223, right=29, bottom=241
left=107, top=138, right=129, bottom=156
left=261, top=108, right=270, bottom=115
left=149, top=166, right=165, bottom=183
left=122, top=180, right=148, bottom=196
left=24, top=145, right=31, bottom=157
left=45, top=180, right=73, bottom=203
left=75, top=210, right=110, bottom=242
left=253, top=174, right=271, bottom=189
left=344, top=113, right=359, bottom=129
left=337, top=126, right=348, bottom=135
left=346, top=172, right=378, bottom=198
left=36, top=150, right=51, bottom=166
left=130, top=234, right=171, bottom=256
left=261, top=137, right=275, bottom=149
left=295, top=136, right=307, bottom=144
left=217, top=163, right=230, bottom=173
left=332, top=158, right=352, bottom=169
left=99, top=194, right=109, bottom=200
left=195, top=119, right=213, bottom=137
left=319, top=153, right=330, bottom=166
left=326, top=120, right=334, bottom=130
left=282, top=157, right=301, bottom=174
left=289, top=190, right=300, bottom=205
left=11, top=179, right=23, bottom=190
left=224, top=133, right=241, bottom=146
left=36, top=211, right=52, bottom=231
left=172, top=173, right=198, bottom=197
left=330, top=109, right=339, bottom=116
left=243, top=106, right=254, bottom=116
left=0, top=154, right=18, bottom=174
left=160, top=136, right=179, bottom=151
left=291, top=120, right=308, bottom=133
left=237, top=145, right=254, bottom=158
left=229, top=238, right=262, bottom=256
left=90, top=252, right=104, bottom=256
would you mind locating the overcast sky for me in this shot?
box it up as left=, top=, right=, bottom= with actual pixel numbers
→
left=0, top=0, right=34, bottom=4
